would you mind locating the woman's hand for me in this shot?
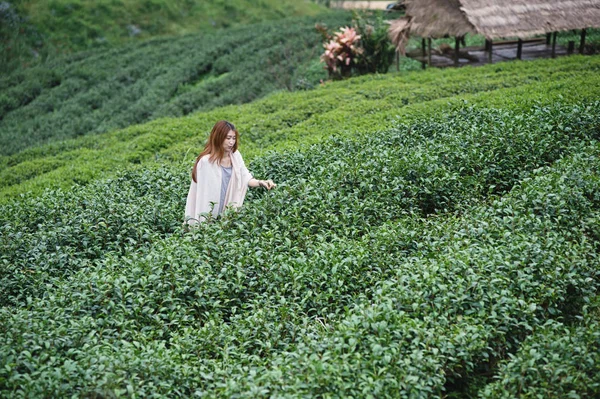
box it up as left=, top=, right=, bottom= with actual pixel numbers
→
left=258, top=179, right=276, bottom=190
left=249, top=178, right=276, bottom=190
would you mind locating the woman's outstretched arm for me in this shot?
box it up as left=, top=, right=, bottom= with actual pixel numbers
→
left=248, top=178, right=276, bottom=190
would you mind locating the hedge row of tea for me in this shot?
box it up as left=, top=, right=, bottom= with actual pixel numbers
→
left=3, top=101, right=598, bottom=307
left=0, top=11, right=351, bottom=156
left=1, top=98, right=599, bottom=396
left=0, top=0, right=324, bottom=75
left=482, top=303, right=600, bottom=398
left=2, top=55, right=600, bottom=200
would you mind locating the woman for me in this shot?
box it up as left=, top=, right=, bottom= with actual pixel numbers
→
left=185, top=120, right=276, bottom=224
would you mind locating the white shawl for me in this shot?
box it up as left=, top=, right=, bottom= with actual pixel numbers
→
left=185, top=150, right=253, bottom=224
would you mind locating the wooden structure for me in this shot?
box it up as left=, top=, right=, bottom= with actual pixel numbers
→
left=389, top=0, right=600, bottom=68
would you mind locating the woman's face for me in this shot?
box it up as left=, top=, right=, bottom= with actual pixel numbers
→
left=222, top=130, right=236, bottom=155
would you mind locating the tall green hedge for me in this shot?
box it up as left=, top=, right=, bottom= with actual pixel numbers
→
left=1, top=97, right=599, bottom=397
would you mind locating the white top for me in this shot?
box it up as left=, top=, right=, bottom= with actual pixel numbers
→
left=185, top=150, right=253, bottom=224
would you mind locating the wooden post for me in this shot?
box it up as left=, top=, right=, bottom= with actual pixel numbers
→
left=427, top=38, right=432, bottom=67
left=551, top=31, right=557, bottom=58
left=421, top=38, right=427, bottom=69
left=516, top=38, right=523, bottom=60
left=580, top=28, right=587, bottom=54
left=546, top=33, right=551, bottom=45
left=567, top=41, right=575, bottom=55
left=485, top=39, right=493, bottom=63
left=454, top=36, right=460, bottom=66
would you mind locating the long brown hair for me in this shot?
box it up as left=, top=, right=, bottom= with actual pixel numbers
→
left=192, top=120, right=239, bottom=182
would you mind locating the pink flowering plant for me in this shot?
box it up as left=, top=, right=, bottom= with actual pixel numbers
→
left=317, top=13, right=396, bottom=80
left=318, top=25, right=363, bottom=79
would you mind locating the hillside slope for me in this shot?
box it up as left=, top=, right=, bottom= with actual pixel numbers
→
left=0, top=0, right=324, bottom=73
left=1, top=55, right=599, bottom=200
left=1, top=58, right=599, bottom=396
left=0, top=11, right=352, bottom=156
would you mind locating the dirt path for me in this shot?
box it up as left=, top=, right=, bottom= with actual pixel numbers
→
left=330, top=1, right=392, bottom=10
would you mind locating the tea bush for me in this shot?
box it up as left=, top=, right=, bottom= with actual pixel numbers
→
left=1, top=53, right=600, bottom=398
left=1, top=0, right=324, bottom=74
left=1, top=138, right=598, bottom=397
left=481, top=302, right=600, bottom=398
left=0, top=11, right=351, bottom=156
left=252, top=148, right=600, bottom=397
left=2, top=55, right=600, bottom=200
left=2, top=100, right=598, bottom=309
left=0, top=167, right=185, bottom=308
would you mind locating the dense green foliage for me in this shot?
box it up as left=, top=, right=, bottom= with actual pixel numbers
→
left=0, top=11, right=352, bottom=156
left=318, top=11, right=396, bottom=79
left=1, top=55, right=599, bottom=200
left=1, top=96, right=599, bottom=396
left=352, top=12, right=396, bottom=74
left=3, top=100, right=599, bottom=307
left=482, top=302, right=600, bottom=398
left=0, top=0, right=323, bottom=73
left=2, top=10, right=600, bottom=390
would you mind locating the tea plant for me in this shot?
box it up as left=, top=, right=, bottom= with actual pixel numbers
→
left=1, top=0, right=324, bottom=74
left=2, top=100, right=598, bottom=309
left=1, top=140, right=598, bottom=397
left=1, top=51, right=600, bottom=398
left=2, top=55, right=599, bottom=200
left=0, top=12, right=351, bottom=156
left=481, top=301, right=600, bottom=398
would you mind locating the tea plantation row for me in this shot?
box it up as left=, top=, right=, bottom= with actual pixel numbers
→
left=0, top=11, right=351, bottom=156
left=482, top=304, right=600, bottom=398
left=1, top=98, right=599, bottom=396
left=227, top=146, right=599, bottom=397
left=1, top=142, right=598, bottom=397
left=0, top=0, right=324, bottom=74
left=2, top=55, right=600, bottom=200
left=2, top=100, right=598, bottom=307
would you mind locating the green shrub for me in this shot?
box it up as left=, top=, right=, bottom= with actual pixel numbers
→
left=2, top=98, right=598, bottom=307
left=1, top=0, right=326, bottom=75
left=0, top=137, right=598, bottom=397
left=0, top=12, right=352, bottom=156
left=318, top=11, right=396, bottom=79
left=2, top=55, right=600, bottom=200
left=352, top=12, right=396, bottom=74
left=2, top=20, right=599, bottom=399
left=481, top=303, right=600, bottom=398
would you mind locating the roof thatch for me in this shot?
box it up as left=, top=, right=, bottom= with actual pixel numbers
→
left=404, top=0, right=476, bottom=38
left=390, top=0, right=600, bottom=50
left=462, top=0, right=600, bottom=39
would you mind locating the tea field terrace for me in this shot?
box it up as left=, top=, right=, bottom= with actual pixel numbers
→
left=0, top=11, right=351, bottom=156
left=1, top=57, right=600, bottom=396
left=1, top=55, right=599, bottom=200
left=0, top=0, right=325, bottom=74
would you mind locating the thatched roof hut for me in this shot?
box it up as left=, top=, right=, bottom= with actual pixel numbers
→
left=390, top=0, right=600, bottom=53
left=399, top=0, right=475, bottom=39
